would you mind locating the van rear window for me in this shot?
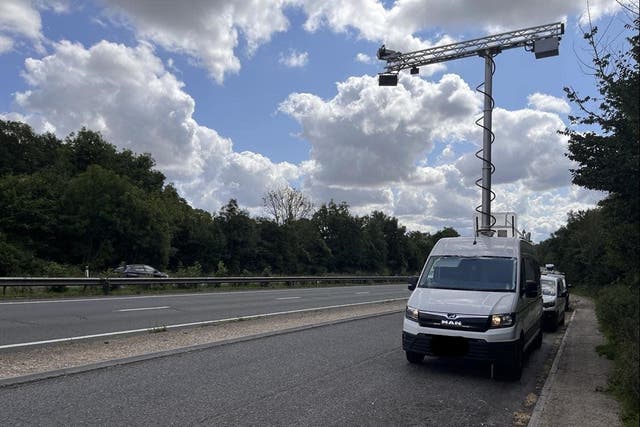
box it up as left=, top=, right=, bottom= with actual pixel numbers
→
left=419, top=256, right=516, bottom=291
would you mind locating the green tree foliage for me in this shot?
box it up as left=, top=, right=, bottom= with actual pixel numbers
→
left=59, top=165, right=171, bottom=269
left=0, top=121, right=61, bottom=176
left=561, top=12, right=639, bottom=282
left=0, top=118, right=458, bottom=278
left=313, top=201, right=367, bottom=272
left=216, top=199, right=259, bottom=274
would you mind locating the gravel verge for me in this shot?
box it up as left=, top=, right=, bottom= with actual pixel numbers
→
left=0, top=299, right=405, bottom=381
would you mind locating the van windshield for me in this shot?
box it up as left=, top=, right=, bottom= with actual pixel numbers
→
left=418, top=256, right=516, bottom=292
left=541, top=279, right=556, bottom=295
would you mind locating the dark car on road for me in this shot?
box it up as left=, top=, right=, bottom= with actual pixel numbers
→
left=113, top=264, right=168, bottom=278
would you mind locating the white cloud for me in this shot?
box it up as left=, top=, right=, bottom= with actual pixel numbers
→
left=0, top=0, right=44, bottom=53
left=280, top=73, right=479, bottom=187
left=576, top=0, right=623, bottom=25
left=0, top=35, right=13, bottom=53
left=103, top=0, right=291, bottom=83
left=34, top=0, right=70, bottom=14
left=455, top=107, right=574, bottom=191
left=280, top=71, right=603, bottom=241
left=85, top=0, right=621, bottom=84
left=492, top=183, right=607, bottom=241
left=355, top=53, right=373, bottom=63
left=527, top=92, right=571, bottom=114
left=279, top=49, right=309, bottom=68
left=293, top=0, right=621, bottom=51
left=12, top=40, right=298, bottom=213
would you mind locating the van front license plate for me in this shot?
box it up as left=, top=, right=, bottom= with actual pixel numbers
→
left=431, top=335, right=469, bottom=357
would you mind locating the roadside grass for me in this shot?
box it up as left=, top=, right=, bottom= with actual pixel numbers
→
left=575, top=283, right=639, bottom=427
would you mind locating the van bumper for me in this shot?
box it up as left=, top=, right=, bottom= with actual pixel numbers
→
left=402, top=331, right=519, bottom=363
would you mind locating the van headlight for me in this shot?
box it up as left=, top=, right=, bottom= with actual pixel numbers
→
left=490, top=313, right=515, bottom=328
left=405, top=306, right=419, bottom=322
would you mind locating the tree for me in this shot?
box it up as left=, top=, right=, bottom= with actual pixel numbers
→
left=312, top=201, right=366, bottom=272
left=0, top=120, right=61, bottom=176
left=262, top=186, right=314, bottom=225
left=216, top=199, right=258, bottom=274
left=563, top=13, right=639, bottom=206
left=58, top=165, right=171, bottom=269
left=561, top=10, right=639, bottom=280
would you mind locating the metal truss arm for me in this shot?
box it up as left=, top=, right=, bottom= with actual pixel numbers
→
left=378, top=22, right=563, bottom=73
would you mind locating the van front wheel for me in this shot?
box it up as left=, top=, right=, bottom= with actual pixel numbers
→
left=500, top=338, right=523, bottom=380
left=406, top=351, right=424, bottom=364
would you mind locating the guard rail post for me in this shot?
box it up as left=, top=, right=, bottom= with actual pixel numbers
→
left=101, top=278, right=110, bottom=295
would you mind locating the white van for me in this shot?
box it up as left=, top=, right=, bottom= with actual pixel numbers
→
left=541, top=274, right=568, bottom=331
left=403, top=235, right=543, bottom=380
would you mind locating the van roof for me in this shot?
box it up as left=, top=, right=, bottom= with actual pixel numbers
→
left=430, top=236, right=526, bottom=258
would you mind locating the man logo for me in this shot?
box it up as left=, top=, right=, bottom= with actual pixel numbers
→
left=441, top=319, right=462, bottom=326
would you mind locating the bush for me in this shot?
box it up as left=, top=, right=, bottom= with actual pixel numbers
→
left=595, top=281, right=639, bottom=426
left=173, top=262, right=203, bottom=289
left=38, top=261, right=82, bottom=292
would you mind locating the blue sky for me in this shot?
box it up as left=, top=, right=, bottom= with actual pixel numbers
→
left=1, top=0, right=634, bottom=241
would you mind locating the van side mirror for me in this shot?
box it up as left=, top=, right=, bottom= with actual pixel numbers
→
left=567, top=283, right=573, bottom=288
left=408, top=276, right=418, bottom=291
left=525, top=280, right=538, bottom=298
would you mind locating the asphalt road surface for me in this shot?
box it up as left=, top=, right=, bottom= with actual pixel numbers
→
left=0, top=285, right=407, bottom=346
left=0, top=312, right=554, bottom=426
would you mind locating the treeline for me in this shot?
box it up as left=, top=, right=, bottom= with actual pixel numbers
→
left=0, top=119, right=458, bottom=277
left=536, top=15, right=638, bottom=426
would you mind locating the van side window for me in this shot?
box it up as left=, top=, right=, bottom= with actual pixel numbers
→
left=520, top=257, right=539, bottom=295
left=558, top=278, right=566, bottom=293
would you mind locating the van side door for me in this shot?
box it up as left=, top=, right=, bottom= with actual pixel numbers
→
left=520, top=256, right=542, bottom=343
left=558, top=277, right=567, bottom=310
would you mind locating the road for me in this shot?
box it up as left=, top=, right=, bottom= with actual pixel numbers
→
left=0, top=284, right=407, bottom=347
left=0, top=312, right=555, bottom=426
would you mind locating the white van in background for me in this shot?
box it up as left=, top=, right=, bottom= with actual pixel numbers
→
left=403, top=232, right=543, bottom=380
left=541, top=274, right=568, bottom=331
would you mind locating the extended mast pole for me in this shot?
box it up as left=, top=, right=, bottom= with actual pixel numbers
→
left=480, top=52, right=494, bottom=233
left=376, top=22, right=563, bottom=235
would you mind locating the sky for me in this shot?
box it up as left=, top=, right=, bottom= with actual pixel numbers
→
left=0, top=0, right=634, bottom=242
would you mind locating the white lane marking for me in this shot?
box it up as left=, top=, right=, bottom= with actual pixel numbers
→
left=0, top=285, right=403, bottom=305
left=275, top=297, right=301, bottom=300
left=0, top=298, right=407, bottom=350
left=356, top=292, right=369, bottom=294
left=116, top=306, right=170, bottom=312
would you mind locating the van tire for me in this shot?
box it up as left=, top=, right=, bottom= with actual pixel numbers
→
left=501, top=338, right=523, bottom=381
left=547, top=313, right=559, bottom=332
left=406, top=351, right=424, bottom=364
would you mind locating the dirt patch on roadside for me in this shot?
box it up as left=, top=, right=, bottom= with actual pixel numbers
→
left=1, top=300, right=405, bottom=380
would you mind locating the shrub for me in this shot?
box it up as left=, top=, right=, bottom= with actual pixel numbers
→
left=595, top=281, right=639, bottom=426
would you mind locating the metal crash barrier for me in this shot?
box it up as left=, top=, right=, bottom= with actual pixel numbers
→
left=0, top=275, right=413, bottom=296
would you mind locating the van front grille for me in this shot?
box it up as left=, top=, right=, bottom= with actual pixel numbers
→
left=418, top=311, right=491, bottom=332
left=403, top=332, right=491, bottom=360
